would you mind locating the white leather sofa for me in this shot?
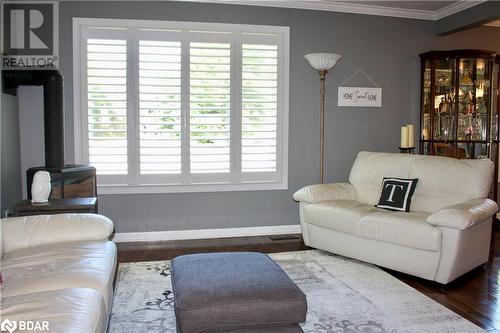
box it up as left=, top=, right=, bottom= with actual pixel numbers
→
left=293, top=151, right=498, bottom=284
left=0, top=213, right=116, bottom=332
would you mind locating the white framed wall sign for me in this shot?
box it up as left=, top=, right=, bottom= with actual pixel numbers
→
left=338, top=87, right=382, bottom=107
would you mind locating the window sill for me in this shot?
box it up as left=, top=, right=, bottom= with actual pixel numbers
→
left=97, top=181, right=288, bottom=195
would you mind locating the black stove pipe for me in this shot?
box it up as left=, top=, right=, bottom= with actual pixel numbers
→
left=43, top=73, right=64, bottom=169
left=2, top=70, right=65, bottom=168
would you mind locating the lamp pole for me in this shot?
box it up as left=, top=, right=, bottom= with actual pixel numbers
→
left=304, top=53, right=342, bottom=185
left=319, top=70, right=327, bottom=184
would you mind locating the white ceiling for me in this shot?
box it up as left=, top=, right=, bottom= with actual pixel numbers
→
left=161, top=0, right=485, bottom=20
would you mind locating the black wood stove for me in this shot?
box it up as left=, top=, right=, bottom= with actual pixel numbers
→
left=3, top=70, right=97, bottom=200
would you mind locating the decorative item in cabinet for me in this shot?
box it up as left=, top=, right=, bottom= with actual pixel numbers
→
left=419, top=49, right=499, bottom=206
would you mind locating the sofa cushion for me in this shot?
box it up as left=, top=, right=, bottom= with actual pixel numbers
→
left=302, top=200, right=378, bottom=236
left=359, top=211, right=440, bottom=252
left=303, top=200, right=440, bottom=252
left=349, top=152, right=413, bottom=205
left=1, top=214, right=114, bottom=254
left=1, top=241, right=116, bottom=312
left=0, top=288, right=107, bottom=333
left=348, top=151, right=494, bottom=213
left=409, top=155, right=493, bottom=213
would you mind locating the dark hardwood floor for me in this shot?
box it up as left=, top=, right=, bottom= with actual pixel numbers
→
left=117, top=231, right=500, bottom=332
left=117, top=234, right=308, bottom=263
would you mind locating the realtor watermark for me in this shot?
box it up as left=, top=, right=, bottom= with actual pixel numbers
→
left=1, top=0, right=59, bottom=69
left=1, top=319, right=50, bottom=333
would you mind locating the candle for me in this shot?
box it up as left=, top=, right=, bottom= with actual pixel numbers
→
left=407, top=125, right=415, bottom=148
left=400, top=126, right=409, bottom=148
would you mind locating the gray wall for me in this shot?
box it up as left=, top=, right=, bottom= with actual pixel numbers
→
left=17, top=2, right=500, bottom=232
left=1, top=92, right=22, bottom=216
left=18, top=87, right=45, bottom=199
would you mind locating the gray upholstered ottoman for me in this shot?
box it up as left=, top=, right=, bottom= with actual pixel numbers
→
left=171, top=252, right=307, bottom=333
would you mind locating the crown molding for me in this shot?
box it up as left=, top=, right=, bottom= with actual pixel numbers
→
left=164, top=0, right=438, bottom=20
left=434, top=0, right=486, bottom=20
left=59, top=0, right=486, bottom=21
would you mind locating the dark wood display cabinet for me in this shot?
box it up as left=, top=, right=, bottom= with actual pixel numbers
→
left=419, top=50, right=499, bottom=196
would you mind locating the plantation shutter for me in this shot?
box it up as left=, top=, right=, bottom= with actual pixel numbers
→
left=138, top=40, right=182, bottom=177
left=86, top=38, right=128, bottom=176
left=77, top=20, right=288, bottom=192
left=241, top=44, right=278, bottom=173
left=189, top=42, right=232, bottom=174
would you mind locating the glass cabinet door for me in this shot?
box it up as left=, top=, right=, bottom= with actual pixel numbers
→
left=433, top=59, right=456, bottom=140
left=492, top=58, right=499, bottom=142
left=421, top=60, right=431, bottom=154
left=456, top=142, right=489, bottom=159
left=457, top=58, right=491, bottom=141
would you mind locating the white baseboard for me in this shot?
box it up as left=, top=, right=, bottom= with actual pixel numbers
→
left=112, top=224, right=302, bottom=243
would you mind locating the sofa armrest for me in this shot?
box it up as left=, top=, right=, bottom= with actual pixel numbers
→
left=1, top=213, right=114, bottom=254
left=293, top=182, right=356, bottom=203
left=427, top=198, right=498, bottom=230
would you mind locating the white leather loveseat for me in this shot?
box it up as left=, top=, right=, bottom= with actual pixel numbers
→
left=0, top=213, right=116, bottom=332
left=293, top=151, right=498, bottom=284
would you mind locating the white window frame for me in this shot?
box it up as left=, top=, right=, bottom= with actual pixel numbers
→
left=73, top=18, right=289, bottom=194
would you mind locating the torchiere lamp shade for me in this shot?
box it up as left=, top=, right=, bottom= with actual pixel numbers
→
left=304, top=53, right=342, bottom=71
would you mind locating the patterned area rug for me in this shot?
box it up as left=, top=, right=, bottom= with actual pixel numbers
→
left=108, top=250, right=485, bottom=333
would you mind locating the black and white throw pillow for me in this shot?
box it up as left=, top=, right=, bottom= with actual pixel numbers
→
left=376, top=177, right=418, bottom=212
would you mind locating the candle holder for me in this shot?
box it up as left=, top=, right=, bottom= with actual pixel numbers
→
left=399, top=147, right=415, bottom=154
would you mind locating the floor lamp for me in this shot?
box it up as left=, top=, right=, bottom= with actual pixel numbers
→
left=304, top=53, right=342, bottom=184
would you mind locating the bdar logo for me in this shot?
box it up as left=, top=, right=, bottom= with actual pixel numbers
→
left=0, top=319, right=17, bottom=333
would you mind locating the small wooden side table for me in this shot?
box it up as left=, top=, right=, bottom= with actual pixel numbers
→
left=14, top=197, right=98, bottom=217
